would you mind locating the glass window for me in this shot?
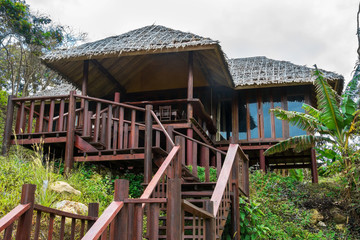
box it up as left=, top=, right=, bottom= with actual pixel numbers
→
left=288, top=95, right=306, bottom=137
left=262, top=90, right=272, bottom=138
left=273, top=95, right=283, bottom=138
left=238, top=97, right=247, bottom=140
left=248, top=94, right=259, bottom=139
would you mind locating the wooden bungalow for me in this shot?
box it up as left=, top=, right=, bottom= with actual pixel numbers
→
left=0, top=25, right=343, bottom=239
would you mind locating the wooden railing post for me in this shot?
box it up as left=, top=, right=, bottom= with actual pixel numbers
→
left=15, top=184, right=36, bottom=240
left=144, top=104, right=153, bottom=184
left=87, top=203, right=99, bottom=230
left=231, top=152, right=240, bottom=240
left=166, top=136, right=182, bottom=240
left=112, top=179, right=129, bottom=240
left=166, top=126, right=174, bottom=153
left=65, top=91, right=76, bottom=174
left=205, top=201, right=216, bottom=240
left=2, top=95, right=14, bottom=156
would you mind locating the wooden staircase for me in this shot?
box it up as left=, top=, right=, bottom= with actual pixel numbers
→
left=0, top=93, right=250, bottom=240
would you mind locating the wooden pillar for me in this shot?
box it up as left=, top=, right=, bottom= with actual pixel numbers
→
left=166, top=136, right=182, bottom=239
left=64, top=91, right=76, bottom=174
left=87, top=203, right=99, bottom=231
left=144, top=105, right=153, bottom=184
left=232, top=92, right=239, bottom=141
left=112, top=179, right=129, bottom=239
left=187, top=51, right=194, bottom=121
left=15, top=184, right=36, bottom=240
left=231, top=154, right=240, bottom=240
left=311, top=148, right=319, bottom=183
left=166, top=126, right=174, bottom=153
left=114, top=92, right=120, bottom=103
left=186, top=128, right=193, bottom=166
left=205, top=201, right=216, bottom=240
left=2, top=95, right=14, bottom=156
left=259, top=149, right=266, bottom=172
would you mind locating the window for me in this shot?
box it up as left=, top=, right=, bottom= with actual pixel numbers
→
left=262, top=90, right=272, bottom=139
left=219, top=100, right=232, bottom=140
left=288, top=95, right=306, bottom=137
left=248, top=94, right=259, bottom=139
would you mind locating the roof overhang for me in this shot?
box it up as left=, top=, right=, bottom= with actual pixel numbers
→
left=43, top=44, right=234, bottom=98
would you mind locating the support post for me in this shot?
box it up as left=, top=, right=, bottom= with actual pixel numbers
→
left=2, top=95, right=14, bottom=156
left=259, top=149, right=266, bottom=173
left=311, top=148, right=319, bottom=183
left=205, top=201, right=216, bottom=240
left=15, top=184, right=36, bottom=240
left=167, top=136, right=182, bottom=240
left=87, top=203, right=99, bottom=230
left=186, top=128, right=193, bottom=165
left=231, top=154, right=240, bottom=240
left=187, top=51, right=194, bottom=121
left=65, top=91, right=76, bottom=174
left=144, top=105, right=153, bottom=184
left=166, top=126, right=174, bottom=152
left=112, top=179, right=129, bottom=239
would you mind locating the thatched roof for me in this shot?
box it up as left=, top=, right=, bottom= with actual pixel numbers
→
left=228, top=56, right=344, bottom=91
left=42, top=25, right=219, bottom=62
left=41, top=25, right=233, bottom=98
left=34, top=83, right=77, bottom=97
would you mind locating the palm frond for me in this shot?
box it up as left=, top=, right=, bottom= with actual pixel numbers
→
left=341, top=65, right=360, bottom=125
left=313, top=65, right=344, bottom=136
left=302, top=103, right=320, bottom=118
left=271, top=108, right=320, bottom=133
left=263, top=135, right=332, bottom=156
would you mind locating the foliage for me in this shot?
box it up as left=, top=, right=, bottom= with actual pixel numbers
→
left=239, top=197, right=270, bottom=239
left=0, top=0, right=86, bottom=96
left=264, top=66, right=359, bottom=157
left=245, top=171, right=356, bottom=239
left=186, top=165, right=217, bottom=182
left=0, top=145, right=114, bottom=216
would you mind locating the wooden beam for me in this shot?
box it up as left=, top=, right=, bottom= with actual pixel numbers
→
left=74, top=153, right=145, bottom=162
left=187, top=51, right=194, bottom=121
left=90, top=59, right=126, bottom=94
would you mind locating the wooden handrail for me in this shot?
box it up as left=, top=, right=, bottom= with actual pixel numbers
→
left=34, top=204, right=97, bottom=221
left=126, top=98, right=217, bottom=133
left=173, top=130, right=226, bottom=155
left=0, top=203, right=30, bottom=231
left=74, top=94, right=145, bottom=112
left=12, top=94, right=70, bottom=102
left=210, top=144, right=239, bottom=215
left=82, top=201, right=124, bottom=240
left=140, top=146, right=180, bottom=199
left=150, top=110, right=175, bottom=147
left=181, top=200, right=214, bottom=219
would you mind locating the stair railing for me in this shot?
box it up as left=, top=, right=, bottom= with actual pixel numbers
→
left=210, top=144, right=249, bottom=239
left=0, top=184, right=99, bottom=240
left=173, top=130, right=226, bottom=181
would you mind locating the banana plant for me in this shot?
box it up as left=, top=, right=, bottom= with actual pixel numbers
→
left=264, top=65, right=360, bottom=168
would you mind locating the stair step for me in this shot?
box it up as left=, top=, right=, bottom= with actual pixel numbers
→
left=181, top=191, right=213, bottom=197
left=89, top=141, right=106, bottom=149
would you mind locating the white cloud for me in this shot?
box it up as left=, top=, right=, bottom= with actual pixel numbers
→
left=27, top=0, right=359, bottom=81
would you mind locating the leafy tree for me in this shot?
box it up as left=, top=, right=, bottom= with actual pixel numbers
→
left=0, top=0, right=85, bottom=96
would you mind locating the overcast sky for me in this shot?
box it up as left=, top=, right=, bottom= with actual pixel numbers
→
left=27, top=0, right=359, bottom=83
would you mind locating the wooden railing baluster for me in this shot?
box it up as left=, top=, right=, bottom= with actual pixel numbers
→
left=48, top=100, right=55, bottom=132
left=70, top=218, right=76, bottom=240
left=38, top=100, right=45, bottom=132
left=117, top=107, right=124, bottom=149
left=34, top=211, right=41, bottom=240
left=48, top=213, right=55, bottom=240
left=93, top=102, right=101, bottom=143
left=27, top=101, right=34, bottom=133
left=100, top=112, right=106, bottom=145
left=58, top=99, right=65, bottom=131
left=106, top=105, right=112, bottom=149
left=59, top=216, right=66, bottom=240
left=130, top=109, right=136, bottom=148
left=82, top=99, right=89, bottom=137
left=124, top=123, right=128, bottom=148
